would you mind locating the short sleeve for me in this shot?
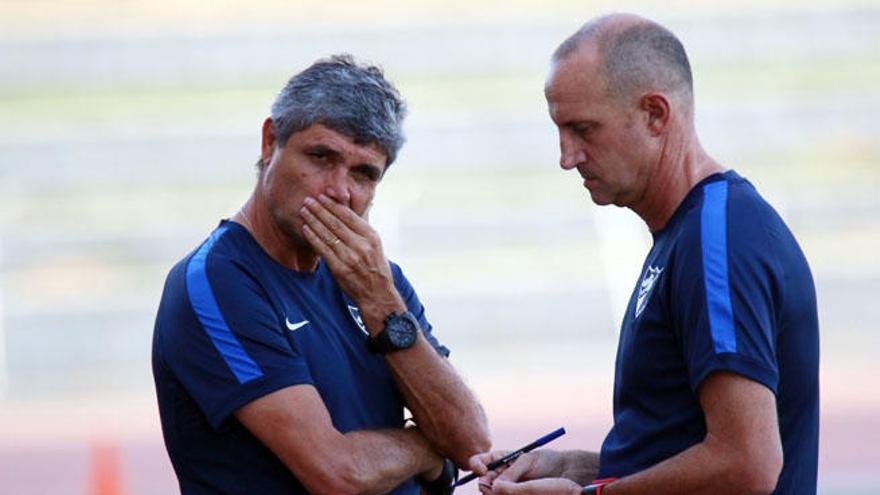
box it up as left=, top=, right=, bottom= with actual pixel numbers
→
left=160, top=231, right=313, bottom=429
left=390, top=262, right=450, bottom=357
left=671, top=181, right=780, bottom=394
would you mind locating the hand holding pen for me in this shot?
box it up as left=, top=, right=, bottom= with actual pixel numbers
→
left=457, top=427, right=566, bottom=487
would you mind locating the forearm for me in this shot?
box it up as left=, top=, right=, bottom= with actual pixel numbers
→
left=559, top=449, right=601, bottom=485
left=603, top=373, right=783, bottom=495
left=329, top=427, right=440, bottom=495
left=384, top=334, right=491, bottom=466
left=286, top=426, right=440, bottom=495
left=236, top=386, right=444, bottom=495
left=602, top=434, right=773, bottom=495
left=358, top=293, right=490, bottom=466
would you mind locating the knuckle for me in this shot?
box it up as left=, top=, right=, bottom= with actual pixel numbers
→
left=353, top=240, right=371, bottom=257
left=336, top=249, right=353, bottom=264
left=366, top=233, right=381, bottom=248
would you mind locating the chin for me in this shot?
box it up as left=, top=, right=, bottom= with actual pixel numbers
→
left=272, top=210, right=310, bottom=248
left=588, top=191, right=614, bottom=206
left=286, top=226, right=313, bottom=250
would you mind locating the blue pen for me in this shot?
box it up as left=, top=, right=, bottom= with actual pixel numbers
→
left=455, top=427, right=566, bottom=486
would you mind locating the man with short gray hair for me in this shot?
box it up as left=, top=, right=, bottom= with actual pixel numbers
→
left=153, top=54, right=490, bottom=495
left=470, top=14, right=818, bottom=495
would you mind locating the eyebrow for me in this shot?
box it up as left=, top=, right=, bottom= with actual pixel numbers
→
left=565, top=119, right=599, bottom=130
left=306, top=144, right=341, bottom=159
left=307, top=144, right=384, bottom=179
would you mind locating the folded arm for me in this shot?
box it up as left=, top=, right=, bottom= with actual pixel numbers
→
left=235, top=384, right=442, bottom=495
left=382, top=328, right=491, bottom=466
left=301, top=194, right=491, bottom=466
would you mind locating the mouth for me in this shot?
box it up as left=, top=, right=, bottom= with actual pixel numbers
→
left=579, top=170, right=598, bottom=187
left=577, top=166, right=596, bottom=180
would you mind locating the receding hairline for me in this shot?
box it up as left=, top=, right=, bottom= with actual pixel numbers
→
left=551, top=14, right=694, bottom=104
left=552, top=14, right=647, bottom=62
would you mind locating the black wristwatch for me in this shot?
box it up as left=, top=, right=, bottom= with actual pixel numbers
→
left=420, top=458, right=457, bottom=495
left=366, top=311, right=419, bottom=354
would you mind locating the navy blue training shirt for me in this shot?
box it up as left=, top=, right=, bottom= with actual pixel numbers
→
left=598, top=171, right=819, bottom=494
left=152, top=220, right=448, bottom=495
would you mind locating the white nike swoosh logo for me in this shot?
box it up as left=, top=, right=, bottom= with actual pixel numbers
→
left=285, top=318, right=310, bottom=331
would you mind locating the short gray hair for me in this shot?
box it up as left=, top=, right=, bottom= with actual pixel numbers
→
left=554, top=17, right=693, bottom=104
left=604, top=23, right=692, bottom=102
left=268, top=54, right=407, bottom=168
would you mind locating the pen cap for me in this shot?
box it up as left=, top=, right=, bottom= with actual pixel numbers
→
left=532, top=427, right=566, bottom=448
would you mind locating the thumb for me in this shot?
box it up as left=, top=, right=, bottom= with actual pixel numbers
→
left=469, top=453, right=489, bottom=475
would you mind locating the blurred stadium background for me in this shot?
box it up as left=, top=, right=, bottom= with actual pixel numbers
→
left=0, top=0, right=877, bottom=493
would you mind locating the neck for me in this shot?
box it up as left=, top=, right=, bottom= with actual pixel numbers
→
left=632, top=132, right=725, bottom=232
left=233, top=194, right=320, bottom=272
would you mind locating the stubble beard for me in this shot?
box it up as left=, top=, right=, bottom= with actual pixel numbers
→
left=270, top=205, right=315, bottom=254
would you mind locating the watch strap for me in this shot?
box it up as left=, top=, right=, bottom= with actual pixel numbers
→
left=582, top=478, right=617, bottom=494
left=366, top=327, right=393, bottom=353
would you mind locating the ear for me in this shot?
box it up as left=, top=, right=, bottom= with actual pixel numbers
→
left=640, top=92, right=671, bottom=136
left=261, top=117, right=276, bottom=166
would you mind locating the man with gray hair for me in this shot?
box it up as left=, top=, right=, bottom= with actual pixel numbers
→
left=153, top=54, right=490, bottom=494
left=469, top=14, right=818, bottom=495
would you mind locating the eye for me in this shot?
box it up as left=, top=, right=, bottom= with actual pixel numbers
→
left=308, top=150, right=329, bottom=161
left=572, top=123, right=595, bottom=137
left=353, top=165, right=381, bottom=183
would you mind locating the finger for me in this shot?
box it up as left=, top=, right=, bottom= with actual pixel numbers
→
left=476, top=450, right=514, bottom=487
left=494, top=454, right=537, bottom=483
left=301, top=224, right=336, bottom=261
left=498, top=478, right=581, bottom=495
left=478, top=470, right=500, bottom=491
left=476, top=450, right=510, bottom=471
left=492, top=479, right=567, bottom=495
left=317, top=193, right=371, bottom=235
left=469, top=452, right=495, bottom=475
left=489, top=480, right=521, bottom=495
left=303, top=197, right=355, bottom=243
left=300, top=205, right=346, bottom=255
left=308, top=196, right=387, bottom=272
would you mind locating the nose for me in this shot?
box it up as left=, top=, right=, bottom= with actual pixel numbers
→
left=323, top=168, right=352, bottom=207
left=559, top=132, right=585, bottom=170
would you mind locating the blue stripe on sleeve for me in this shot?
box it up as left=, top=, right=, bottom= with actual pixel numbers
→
left=700, top=181, right=737, bottom=354
left=186, top=225, right=263, bottom=383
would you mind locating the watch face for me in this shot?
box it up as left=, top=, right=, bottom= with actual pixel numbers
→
left=388, top=313, right=418, bottom=348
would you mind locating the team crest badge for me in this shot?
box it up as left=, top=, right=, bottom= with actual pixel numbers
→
left=635, top=265, right=664, bottom=318
left=348, top=305, right=368, bottom=335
